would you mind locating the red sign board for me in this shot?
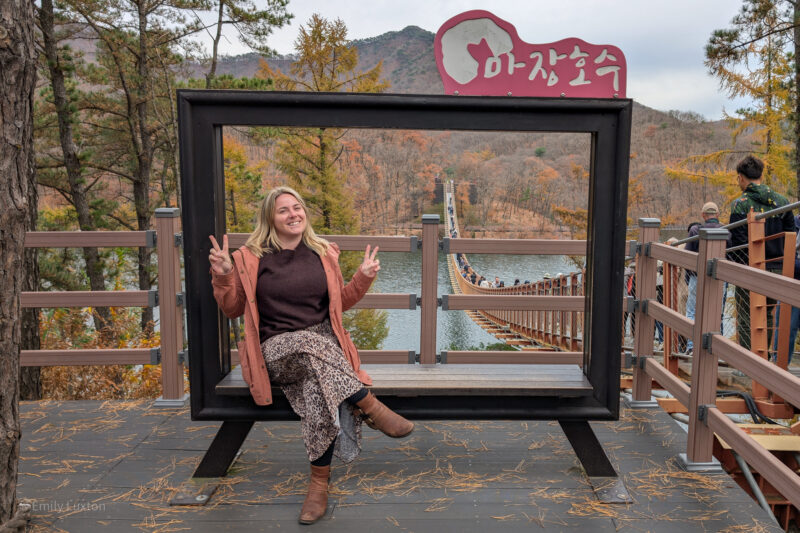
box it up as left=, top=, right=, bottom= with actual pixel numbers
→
left=435, top=10, right=626, bottom=99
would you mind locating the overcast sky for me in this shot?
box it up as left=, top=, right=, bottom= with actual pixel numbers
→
left=209, top=1, right=750, bottom=120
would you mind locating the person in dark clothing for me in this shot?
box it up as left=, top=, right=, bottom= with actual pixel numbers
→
left=683, top=205, right=723, bottom=353
left=728, top=155, right=795, bottom=351
left=772, top=213, right=800, bottom=363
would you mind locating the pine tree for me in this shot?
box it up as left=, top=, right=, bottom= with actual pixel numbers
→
left=257, top=14, right=390, bottom=347
left=704, top=0, right=795, bottom=196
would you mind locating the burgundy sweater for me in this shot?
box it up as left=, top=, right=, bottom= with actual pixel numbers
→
left=256, top=242, right=330, bottom=342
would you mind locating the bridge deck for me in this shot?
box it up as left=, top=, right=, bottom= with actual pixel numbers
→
left=18, top=400, right=781, bottom=532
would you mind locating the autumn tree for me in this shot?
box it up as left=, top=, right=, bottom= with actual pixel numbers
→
left=257, top=14, right=390, bottom=347
left=257, top=14, right=389, bottom=234
left=705, top=0, right=796, bottom=197
left=0, top=0, right=36, bottom=526
left=223, top=136, right=265, bottom=232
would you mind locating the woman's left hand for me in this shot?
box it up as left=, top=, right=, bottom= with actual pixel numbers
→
left=359, top=245, right=380, bottom=278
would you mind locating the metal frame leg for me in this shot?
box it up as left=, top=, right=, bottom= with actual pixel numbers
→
left=193, top=420, right=254, bottom=478
left=559, top=420, right=632, bottom=503
left=559, top=420, right=616, bottom=476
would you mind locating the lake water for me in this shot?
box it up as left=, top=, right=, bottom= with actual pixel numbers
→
left=370, top=251, right=575, bottom=352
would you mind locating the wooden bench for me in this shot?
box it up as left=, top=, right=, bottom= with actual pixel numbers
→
left=193, top=364, right=618, bottom=482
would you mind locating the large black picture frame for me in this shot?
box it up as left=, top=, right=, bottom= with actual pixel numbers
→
left=177, top=90, right=632, bottom=422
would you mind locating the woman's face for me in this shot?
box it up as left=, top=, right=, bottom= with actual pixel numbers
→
left=272, top=193, right=306, bottom=244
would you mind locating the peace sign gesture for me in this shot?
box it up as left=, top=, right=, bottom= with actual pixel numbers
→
left=209, top=235, right=233, bottom=275
left=359, top=244, right=380, bottom=278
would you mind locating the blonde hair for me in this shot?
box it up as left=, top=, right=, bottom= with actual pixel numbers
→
left=245, top=186, right=329, bottom=258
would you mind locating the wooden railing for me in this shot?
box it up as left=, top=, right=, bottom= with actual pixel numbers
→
left=630, top=217, right=800, bottom=512
left=23, top=212, right=590, bottom=402
left=22, top=209, right=186, bottom=404
left=443, top=181, right=585, bottom=352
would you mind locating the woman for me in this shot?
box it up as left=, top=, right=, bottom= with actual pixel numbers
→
left=209, top=186, right=413, bottom=525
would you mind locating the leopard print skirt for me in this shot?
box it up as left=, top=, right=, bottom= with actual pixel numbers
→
left=260, top=319, right=364, bottom=463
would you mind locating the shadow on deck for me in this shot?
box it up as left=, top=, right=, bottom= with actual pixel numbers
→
left=19, top=399, right=781, bottom=532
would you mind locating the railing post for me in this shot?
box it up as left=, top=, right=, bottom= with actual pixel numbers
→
left=664, top=263, right=679, bottom=374
left=632, top=218, right=659, bottom=403
left=154, top=208, right=187, bottom=406
left=684, top=227, right=727, bottom=467
left=570, top=272, right=579, bottom=350
left=420, top=215, right=439, bottom=365
left=746, top=211, right=771, bottom=400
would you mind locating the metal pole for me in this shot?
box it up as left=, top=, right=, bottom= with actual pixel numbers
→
left=670, top=198, right=800, bottom=248
left=732, top=452, right=780, bottom=526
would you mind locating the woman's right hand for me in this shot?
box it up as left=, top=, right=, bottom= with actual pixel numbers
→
left=209, top=235, right=233, bottom=275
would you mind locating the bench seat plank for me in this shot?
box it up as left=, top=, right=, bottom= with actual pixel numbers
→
left=216, top=364, right=592, bottom=398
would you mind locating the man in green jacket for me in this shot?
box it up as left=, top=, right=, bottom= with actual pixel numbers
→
left=728, top=155, right=796, bottom=351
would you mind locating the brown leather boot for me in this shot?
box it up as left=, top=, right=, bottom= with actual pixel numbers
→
left=298, top=464, right=329, bottom=525
left=354, top=391, right=414, bottom=438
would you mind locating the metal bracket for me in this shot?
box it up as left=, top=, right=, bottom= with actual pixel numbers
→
left=178, top=350, right=189, bottom=366
left=643, top=242, right=652, bottom=257
left=437, top=297, right=443, bottom=308
left=150, top=347, right=161, bottom=364
left=639, top=299, right=649, bottom=315
left=441, top=237, right=450, bottom=253
left=439, top=351, right=447, bottom=364
left=409, top=236, right=419, bottom=252
left=176, top=292, right=185, bottom=307
left=706, top=258, right=719, bottom=279
left=702, top=332, right=714, bottom=353
left=697, top=404, right=715, bottom=426
left=408, top=351, right=417, bottom=364
left=628, top=240, right=639, bottom=258
left=148, top=289, right=159, bottom=307
left=408, top=293, right=417, bottom=310
left=624, top=351, right=633, bottom=367
left=169, top=479, right=218, bottom=506
left=174, top=232, right=184, bottom=247
left=626, top=297, right=637, bottom=313
left=145, top=230, right=157, bottom=248
left=440, top=294, right=448, bottom=311
left=630, top=354, right=648, bottom=369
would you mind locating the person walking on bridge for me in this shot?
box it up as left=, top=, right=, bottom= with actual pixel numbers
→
left=208, top=186, right=413, bottom=525
left=684, top=203, right=723, bottom=353
left=728, top=155, right=795, bottom=351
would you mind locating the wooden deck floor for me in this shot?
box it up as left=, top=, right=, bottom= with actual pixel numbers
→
left=18, top=399, right=783, bottom=532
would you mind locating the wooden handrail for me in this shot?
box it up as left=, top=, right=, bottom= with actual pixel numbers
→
left=707, top=408, right=800, bottom=510
left=648, top=242, right=697, bottom=271
left=227, top=233, right=416, bottom=251
left=644, top=358, right=690, bottom=407
left=711, top=335, right=800, bottom=409
left=646, top=300, right=693, bottom=339
left=21, top=290, right=156, bottom=308
left=443, top=295, right=584, bottom=311
left=713, top=259, right=800, bottom=308
left=350, top=293, right=417, bottom=310
left=24, top=231, right=155, bottom=248
left=21, top=348, right=155, bottom=366
left=446, top=238, right=586, bottom=255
